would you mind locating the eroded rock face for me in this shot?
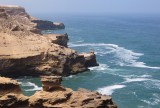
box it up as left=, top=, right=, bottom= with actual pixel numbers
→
left=0, top=5, right=65, bottom=34
left=0, top=5, right=116, bottom=108
left=29, top=76, right=117, bottom=108
left=0, top=5, right=98, bottom=77
left=0, top=93, right=29, bottom=108
left=0, top=77, right=21, bottom=95
left=32, top=20, right=65, bottom=30
left=41, top=76, right=65, bottom=91
left=80, top=51, right=99, bottom=67
left=29, top=89, right=117, bottom=108
left=0, top=76, right=117, bottom=108
left=0, top=77, right=28, bottom=108
left=45, top=33, right=69, bottom=47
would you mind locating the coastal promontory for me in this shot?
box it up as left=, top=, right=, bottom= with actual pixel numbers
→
left=0, top=5, right=98, bottom=77
left=0, top=5, right=117, bottom=108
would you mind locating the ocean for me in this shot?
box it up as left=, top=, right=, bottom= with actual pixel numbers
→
left=17, top=14, right=160, bottom=108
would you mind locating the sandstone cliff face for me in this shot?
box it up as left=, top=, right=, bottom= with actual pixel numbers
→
left=0, top=77, right=21, bottom=95
left=0, top=5, right=98, bottom=77
left=0, top=32, right=87, bottom=77
left=0, top=5, right=116, bottom=108
left=29, top=76, right=117, bottom=108
left=0, top=76, right=117, bottom=108
left=0, top=5, right=64, bottom=31
left=0, top=77, right=28, bottom=108
left=45, top=33, right=69, bottom=47
left=32, top=20, right=65, bottom=30
left=80, top=51, right=99, bottom=67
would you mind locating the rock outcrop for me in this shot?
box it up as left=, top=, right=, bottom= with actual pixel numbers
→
left=80, top=51, right=99, bottom=67
left=0, top=5, right=64, bottom=31
left=29, top=76, right=117, bottom=108
left=0, top=5, right=117, bottom=108
left=0, top=5, right=98, bottom=77
left=32, top=20, right=65, bottom=30
left=0, top=77, right=21, bottom=95
left=45, top=33, right=69, bottom=47
left=0, top=77, right=28, bottom=108
left=0, top=76, right=117, bottom=108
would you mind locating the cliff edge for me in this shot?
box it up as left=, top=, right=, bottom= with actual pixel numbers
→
left=0, top=5, right=98, bottom=77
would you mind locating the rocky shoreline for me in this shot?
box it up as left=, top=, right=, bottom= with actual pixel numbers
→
left=0, top=5, right=117, bottom=108
left=0, top=76, right=117, bottom=108
left=0, top=5, right=98, bottom=77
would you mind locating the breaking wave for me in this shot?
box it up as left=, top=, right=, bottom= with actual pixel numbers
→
left=20, top=82, right=42, bottom=91
left=69, top=42, right=160, bottom=69
left=97, top=84, right=126, bottom=95
left=89, top=64, right=109, bottom=71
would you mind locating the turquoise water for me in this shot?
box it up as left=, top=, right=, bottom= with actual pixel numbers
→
left=18, top=14, right=160, bottom=108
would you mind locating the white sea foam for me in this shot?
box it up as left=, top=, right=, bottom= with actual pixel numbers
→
left=89, top=64, right=109, bottom=71
left=64, top=75, right=74, bottom=79
left=97, top=84, right=126, bottom=95
left=124, top=78, right=150, bottom=83
left=138, top=105, right=145, bottom=108
left=21, top=82, right=42, bottom=91
left=69, top=42, right=160, bottom=69
left=143, top=79, right=160, bottom=90
left=139, top=75, right=152, bottom=78
left=140, top=93, right=160, bottom=106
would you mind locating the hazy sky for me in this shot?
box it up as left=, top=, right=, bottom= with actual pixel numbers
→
left=0, top=0, right=160, bottom=15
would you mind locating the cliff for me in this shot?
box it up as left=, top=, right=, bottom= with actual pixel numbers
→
left=0, top=76, right=117, bottom=108
left=0, top=5, right=98, bottom=77
left=0, top=5, right=64, bottom=31
left=0, top=5, right=117, bottom=108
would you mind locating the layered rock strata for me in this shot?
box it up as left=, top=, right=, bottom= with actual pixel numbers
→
left=0, top=5, right=64, bottom=31
left=0, top=76, right=117, bottom=108
left=29, top=76, right=117, bottom=108
left=0, top=77, right=28, bottom=108
left=0, top=5, right=98, bottom=77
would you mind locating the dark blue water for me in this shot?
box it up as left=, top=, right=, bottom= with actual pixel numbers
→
left=18, top=14, right=160, bottom=108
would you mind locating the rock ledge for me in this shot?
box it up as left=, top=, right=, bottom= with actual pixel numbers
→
left=0, top=76, right=117, bottom=108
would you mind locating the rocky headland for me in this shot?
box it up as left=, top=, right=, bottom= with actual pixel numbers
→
left=0, top=76, right=117, bottom=108
left=0, top=5, right=117, bottom=108
left=0, top=5, right=98, bottom=77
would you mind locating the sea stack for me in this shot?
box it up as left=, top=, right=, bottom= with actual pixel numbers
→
left=41, top=76, right=65, bottom=91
